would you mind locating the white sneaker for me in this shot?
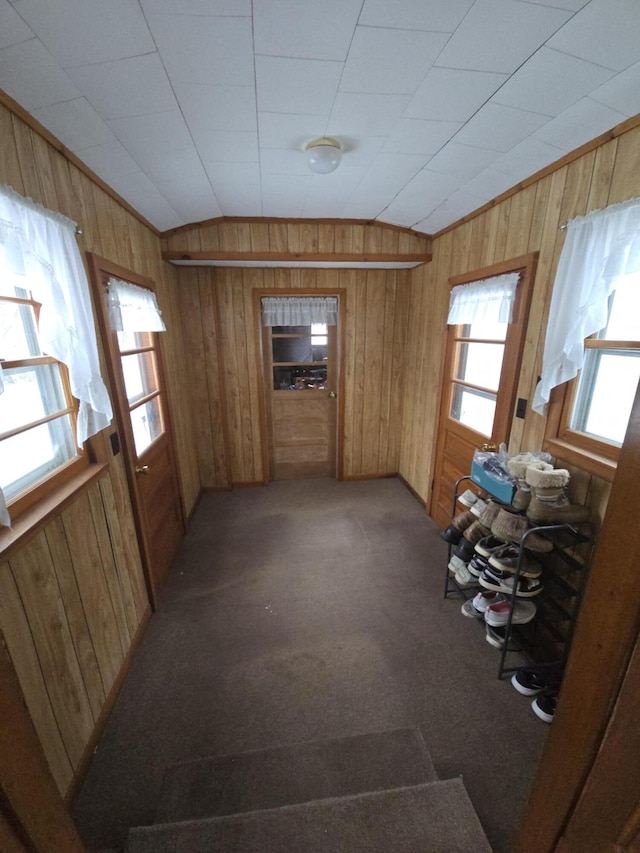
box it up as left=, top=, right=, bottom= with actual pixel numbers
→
left=448, top=554, right=467, bottom=574
left=455, top=564, right=480, bottom=588
left=470, top=498, right=488, bottom=518
left=484, top=599, right=537, bottom=626
left=471, top=590, right=505, bottom=613
left=457, top=489, right=479, bottom=508
left=461, top=599, right=482, bottom=618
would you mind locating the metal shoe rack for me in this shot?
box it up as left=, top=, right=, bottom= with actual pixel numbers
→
left=444, top=476, right=596, bottom=679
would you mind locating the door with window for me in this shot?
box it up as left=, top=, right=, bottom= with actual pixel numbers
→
left=260, top=294, right=341, bottom=480
left=88, top=255, right=184, bottom=606
left=430, top=255, right=536, bottom=528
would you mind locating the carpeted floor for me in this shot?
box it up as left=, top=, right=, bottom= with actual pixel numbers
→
left=73, top=478, right=548, bottom=852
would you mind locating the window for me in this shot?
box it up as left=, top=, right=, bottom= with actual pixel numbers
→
left=271, top=324, right=328, bottom=390
left=548, top=276, right=640, bottom=466
left=0, top=286, right=84, bottom=517
left=449, top=318, right=507, bottom=436
left=117, top=330, right=165, bottom=454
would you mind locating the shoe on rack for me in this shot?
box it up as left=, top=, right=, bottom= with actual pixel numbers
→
left=471, top=590, right=505, bottom=613
left=490, top=508, right=553, bottom=553
left=470, top=497, right=488, bottom=518
left=455, top=564, right=480, bottom=588
left=453, top=537, right=476, bottom=563
left=461, top=599, right=483, bottom=618
left=440, top=509, right=476, bottom=544
left=448, top=554, right=468, bottom=574
left=484, top=599, right=537, bottom=627
left=467, top=552, right=489, bottom=577
left=475, top=499, right=503, bottom=529
left=458, top=489, right=479, bottom=508
left=462, top=519, right=491, bottom=544
left=479, top=567, right=544, bottom=598
left=488, top=544, right=542, bottom=579
left=511, top=669, right=552, bottom=696
left=474, top=534, right=510, bottom=559
left=532, top=690, right=559, bottom=723
left=485, top=623, right=508, bottom=649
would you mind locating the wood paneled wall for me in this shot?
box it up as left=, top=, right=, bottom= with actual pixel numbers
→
left=0, top=97, right=200, bottom=799
left=175, top=261, right=411, bottom=485
left=399, top=121, right=640, bottom=523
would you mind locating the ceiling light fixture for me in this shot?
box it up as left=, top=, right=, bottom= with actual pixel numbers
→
left=304, top=137, right=342, bottom=174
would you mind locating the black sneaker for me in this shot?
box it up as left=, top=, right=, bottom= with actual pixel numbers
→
left=511, top=669, right=550, bottom=696
left=468, top=553, right=489, bottom=577
left=532, top=690, right=558, bottom=723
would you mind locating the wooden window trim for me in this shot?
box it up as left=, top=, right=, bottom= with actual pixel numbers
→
left=543, top=339, right=640, bottom=482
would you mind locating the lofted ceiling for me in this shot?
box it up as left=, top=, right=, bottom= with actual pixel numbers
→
left=1, top=0, right=640, bottom=235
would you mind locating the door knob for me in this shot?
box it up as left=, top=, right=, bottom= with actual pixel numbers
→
left=481, top=443, right=497, bottom=452
left=135, top=465, right=150, bottom=474
left=328, top=391, right=336, bottom=398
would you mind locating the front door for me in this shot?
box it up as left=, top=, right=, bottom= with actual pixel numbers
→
left=88, top=255, right=184, bottom=607
left=430, top=254, right=536, bottom=528
left=260, top=299, right=341, bottom=480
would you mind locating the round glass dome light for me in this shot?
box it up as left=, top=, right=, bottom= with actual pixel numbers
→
left=305, top=138, right=342, bottom=174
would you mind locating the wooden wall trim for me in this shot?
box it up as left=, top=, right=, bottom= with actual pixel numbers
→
left=163, top=250, right=431, bottom=265
left=0, top=634, right=85, bottom=853
left=162, top=216, right=431, bottom=240
left=0, top=87, right=159, bottom=237
left=435, top=113, right=640, bottom=239
left=514, top=380, right=640, bottom=852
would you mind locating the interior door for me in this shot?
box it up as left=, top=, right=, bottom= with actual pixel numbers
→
left=430, top=255, right=536, bottom=528
left=88, top=255, right=184, bottom=607
left=263, top=318, right=338, bottom=480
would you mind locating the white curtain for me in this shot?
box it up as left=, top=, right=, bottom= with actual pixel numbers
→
left=447, top=273, right=519, bottom=325
left=0, top=184, right=113, bottom=526
left=108, top=277, right=166, bottom=332
left=262, top=296, right=338, bottom=326
left=532, top=197, right=640, bottom=415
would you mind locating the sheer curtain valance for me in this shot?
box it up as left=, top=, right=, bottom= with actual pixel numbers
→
left=0, top=184, right=112, bottom=442
left=532, top=197, right=640, bottom=415
left=262, top=296, right=338, bottom=326
left=108, top=277, right=166, bottom=332
left=447, top=272, right=519, bottom=325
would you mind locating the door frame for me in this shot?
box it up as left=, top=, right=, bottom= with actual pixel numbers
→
left=428, top=252, right=537, bottom=519
left=253, top=288, right=346, bottom=484
left=87, top=253, right=185, bottom=609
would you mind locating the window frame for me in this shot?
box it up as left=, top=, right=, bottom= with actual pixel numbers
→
left=543, top=334, right=640, bottom=482
left=0, top=290, right=87, bottom=521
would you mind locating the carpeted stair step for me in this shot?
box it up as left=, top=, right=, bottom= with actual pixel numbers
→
left=127, top=777, right=491, bottom=853
left=154, top=727, right=436, bottom=824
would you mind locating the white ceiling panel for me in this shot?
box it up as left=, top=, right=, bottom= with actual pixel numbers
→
left=75, top=140, right=141, bottom=183
left=492, top=47, right=615, bottom=118
left=15, top=0, right=154, bottom=67
left=32, top=98, right=115, bottom=150
left=107, top=111, right=193, bottom=159
left=548, top=0, right=640, bottom=73
left=0, top=1, right=33, bottom=49
left=2, top=0, right=639, bottom=234
left=382, top=118, right=462, bottom=155
left=327, top=93, right=412, bottom=137
left=258, top=112, right=328, bottom=150
left=205, top=162, right=261, bottom=186
left=253, top=0, right=362, bottom=61
left=435, top=0, right=571, bottom=73
left=0, top=38, right=80, bottom=109
left=140, top=0, right=251, bottom=14
left=174, top=83, right=256, bottom=133
left=359, top=0, right=475, bottom=33
left=491, top=136, right=565, bottom=181
left=146, top=13, right=254, bottom=87
left=404, top=67, right=507, bottom=123
left=256, top=56, right=342, bottom=116
left=454, top=102, right=552, bottom=152
left=424, top=142, right=502, bottom=182
left=107, top=170, right=181, bottom=230
left=339, top=28, right=448, bottom=95
left=355, top=154, right=426, bottom=195
left=534, top=97, right=628, bottom=152
left=193, top=129, right=259, bottom=163
left=589, top=62, right=640, bottom=118
left=68, top=54, right=176, bottom=120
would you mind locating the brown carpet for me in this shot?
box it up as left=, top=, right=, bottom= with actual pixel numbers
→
left=72, top=478, right=547, bottom=852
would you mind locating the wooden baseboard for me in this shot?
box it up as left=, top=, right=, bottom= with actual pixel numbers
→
left=64, top=604, right=152, bottom=806
left=341, top=472, right=398, bottom=481
left=397, top=474, right=428, bottom=508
